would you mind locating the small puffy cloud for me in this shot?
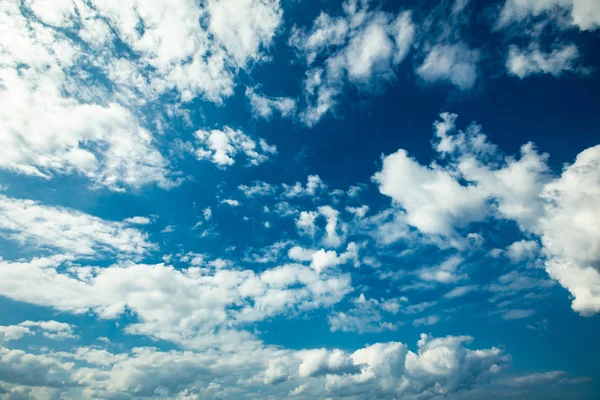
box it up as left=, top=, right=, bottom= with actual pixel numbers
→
left=221, top=199, right=241, bottom=207
left=506, top=239, right=540, bottom=263
left=417, top=43, right=480, bottom=90
left=296, top=211, right=319, bottom=237
left=123, top=216, right=152, bottom=225
left=245, top=87, right=296, bottom=120
left=288, top=246, right=315, bottom=262
left=507, top=44, right=581, bottom=78
left=238, top=181, right=275, bottom=197
left=282, top=175, right=326, bottom=198
left=318, top=205, right=345, bottom=247
left=17, top=320, right=77, bottom=340
left=194, top=127, right=277, bottom=168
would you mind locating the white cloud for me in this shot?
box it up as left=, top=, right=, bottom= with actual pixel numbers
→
left=538, top=145, right=600, bottom=315
left=0, top=257, right=352, bottom=348
left=282, top=174, right=326, bottom=197
left=296, top=211, right=319, bottom=237
left=372, top=113, right=600, bottom=314
left=498, top=0, right=600, bottom=31
left=318, top=205, right=346, bottom=247
left=221, top=199, right=241, bottom=207
left=238, top=181, right=275, bottom=197
left=0, top=195, right=154, bottom=257
left=417, top=256, right=467, bottom=284
left=245, top=87, right=296, bottom=119
left=412, top=315, right=440, bottom=326
left=373, top=148, right=487, bottom=237
left=123, top=216, right=152, bottom=225
left=507, top=44, right=581, bottom=78
left=329, top=294, right=404, bottom=333
left=206, top=0, right=282, bottom=67
left=291, top=2, right=415, bottom=125
left=506, top=239, right=540, bottom=263
left=194, top=127, right=277, bottom=168
left=417, top=43, right=480, bottom=90
left=0, top=0, right=285, bottom=190
left=15, top=320, right=77, bottom=340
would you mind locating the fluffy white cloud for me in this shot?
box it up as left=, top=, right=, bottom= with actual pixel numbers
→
left=282, top=175, right=326, bottom=198
left=538, top=145, right=600, bottom=315
left=194, top=127, right=276, bottom=168
left=291, top=1, right=415, bottom=125
left=373, top=148, right=487, bottom=237
left=498, top=0, right=600, bottom=31
left=0, top=332, right=516, bottom=399
left=245, top=87, right=296, bottom=120
left=220, top=199, right=241, bottom=207
left=0, top=321, right=77, bottom=341
left=0, top=195, right=154, bottom=257
left=373, top=113, right=600, bottom=314
left=123, top=216, right=152, bottom=225
left=507, top=44, right=581, bottom=78
left=416, top=43, right=480, bottom=90
left=296, top=211, right=319, bottom=237
left=0, top=257, right=352, bottom=347
left=506, top=239, right=540, bottom=263
left=0, top=0, right=284, bottom=190
left=206, top=0, right=282, bottom=67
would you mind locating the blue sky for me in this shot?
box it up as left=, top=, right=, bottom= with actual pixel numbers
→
left=0, top=0, right=599, bottom=398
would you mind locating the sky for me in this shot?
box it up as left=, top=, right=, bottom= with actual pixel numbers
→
left=0, top=0, right=599, bottom=399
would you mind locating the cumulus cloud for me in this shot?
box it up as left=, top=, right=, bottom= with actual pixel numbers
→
left=506, top=239, right=540, bottom=263
left=538, top=145, right=600, bottom=315
left=0, top=321, right=77, bottom=341
left=0, top=257, right=352, bottom=347
left=0, top=0, right=284, bottom=190
left=498, top=0, right=600, bottom=31
left=245, top=87, right=296, bottom=120
left=290, top=0, right=415, bottom=125
left=0, top=195, right=154, bottom=257
left=417, top=43, right=480, bottom=90
left=282, top=175, right=326, bottom=198
left=194, top=127, right=277, bottom=168
left=507, top=44, right=581, bottom=78
left=373, top=113, right=600, bottom=314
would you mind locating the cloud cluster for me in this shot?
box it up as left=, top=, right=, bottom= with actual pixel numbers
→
left=289, top=0, right=415, bottom=125
left=0, top=0, right=283, bottom=190
left=0, top=333, right=510, bottom=399
left=373, top=112, right=600, bottom=315
left=0, top=195, right=154, bottom=257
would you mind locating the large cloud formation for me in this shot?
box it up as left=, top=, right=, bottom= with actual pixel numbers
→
left=374, top=113, right=600, bottom=315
